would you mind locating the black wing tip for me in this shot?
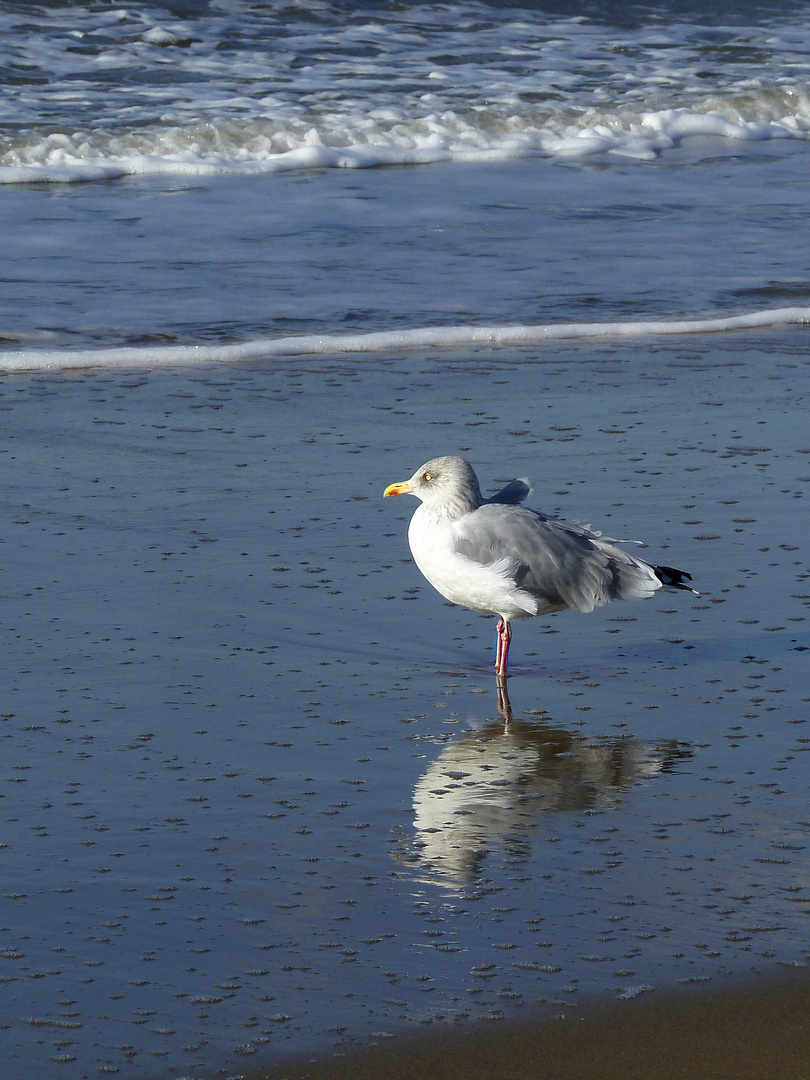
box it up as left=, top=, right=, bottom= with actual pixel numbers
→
left=653, top=564, right=699, bottom=594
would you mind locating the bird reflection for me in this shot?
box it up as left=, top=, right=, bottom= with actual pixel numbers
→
left=406, top=686, right=691, bottom=890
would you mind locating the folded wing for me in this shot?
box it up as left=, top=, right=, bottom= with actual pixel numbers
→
left=453, top=503, right=660, bottom=614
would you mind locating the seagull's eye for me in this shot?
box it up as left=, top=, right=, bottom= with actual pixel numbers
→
left=422, top=472, right=433, bottom=482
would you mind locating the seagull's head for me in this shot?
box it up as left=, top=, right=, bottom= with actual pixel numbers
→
left=384, top=455, right=482, bottom=518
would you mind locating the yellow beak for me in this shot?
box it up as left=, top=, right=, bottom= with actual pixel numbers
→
left=383, top=480, right=413, bottom=497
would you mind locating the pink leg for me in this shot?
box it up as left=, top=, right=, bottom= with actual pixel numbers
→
left=494, top=618, right=512, bottom=676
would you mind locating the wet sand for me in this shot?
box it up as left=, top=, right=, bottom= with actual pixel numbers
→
left=254, top=971, right=810, bottom=1080
left=1, top=331, right=809, bottom=1078
left=255, top=974, right=810, bottom=1080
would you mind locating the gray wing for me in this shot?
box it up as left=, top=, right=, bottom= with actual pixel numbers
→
left=453, top=503, right=657, bottom=613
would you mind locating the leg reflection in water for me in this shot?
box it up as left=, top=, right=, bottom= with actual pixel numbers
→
left=496, top=673, right=513, bottom=724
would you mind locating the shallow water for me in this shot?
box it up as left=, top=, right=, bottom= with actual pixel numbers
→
left=2, top=333, right=809, bottom=1077
left=4, top=140, right=810, bottom=366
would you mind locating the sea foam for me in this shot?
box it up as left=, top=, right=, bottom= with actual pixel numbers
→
left=2, top=101, right=810, bottom=183
left=4, top=0, right=810, bottom=183
left=2, top=308, right=808, bottom=374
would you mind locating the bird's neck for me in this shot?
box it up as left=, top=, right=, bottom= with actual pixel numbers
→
left=429, top=472, right=483, bottom=521
left=424, top=491, right=480, bottom=522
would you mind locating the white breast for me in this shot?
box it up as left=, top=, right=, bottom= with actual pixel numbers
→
left=407, top=504, right=537, bottom=620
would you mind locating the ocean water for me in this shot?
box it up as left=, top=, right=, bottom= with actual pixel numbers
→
left=2, top=2, right=810, bottom=1078
left=4, top=0, right=810, bottom=365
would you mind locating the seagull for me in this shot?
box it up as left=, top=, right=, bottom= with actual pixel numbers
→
left=383, top=455, right=695, bottom=677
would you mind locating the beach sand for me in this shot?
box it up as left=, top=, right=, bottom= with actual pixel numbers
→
left=1, top=330, right=809, bottom=1078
